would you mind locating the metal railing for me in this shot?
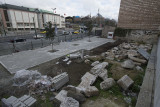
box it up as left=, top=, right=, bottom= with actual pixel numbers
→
left=0, top=33, right=89, bottom=56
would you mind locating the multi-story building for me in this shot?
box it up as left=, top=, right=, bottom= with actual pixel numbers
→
left=118, top=0, right=160, bottom=31
left=0, top=4, right=65, bottom=32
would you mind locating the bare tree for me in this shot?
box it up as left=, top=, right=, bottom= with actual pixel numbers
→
left=45, top=21, right=55, bottom=51
left=85, top=20, right=93, bottom=42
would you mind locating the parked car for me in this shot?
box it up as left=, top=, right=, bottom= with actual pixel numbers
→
left=33, top=35, right=44, bottom=39
left=40, top=31, right=46, bottom=34
left=10, top=38, right=26, bottom=43
left=73, top=31, right=79, bottom=34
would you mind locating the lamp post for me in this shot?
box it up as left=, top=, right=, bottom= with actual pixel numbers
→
left=51, top=8, right=58, bottom=41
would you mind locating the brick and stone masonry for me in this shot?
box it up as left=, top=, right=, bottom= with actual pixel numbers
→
left=118, top=0, right=160, bottom=30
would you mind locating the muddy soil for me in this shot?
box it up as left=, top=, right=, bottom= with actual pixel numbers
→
left=90, top=39, right=125, bottom=55
left=29, top=58, right=92, bottom=86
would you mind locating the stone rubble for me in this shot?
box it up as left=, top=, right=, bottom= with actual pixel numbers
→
left=128, top=55, right=147, bottom=64
left=1, top=95, right=37, bottom=107
left=91, top=61, right=100, bottom=67
left=9, top=41, right=152, bottom=106
left=55, top=90, right=79, bottom=107
left=121, top=60, right=135, bottom=69
left=13, top=69, right=41, bottom=86
left=84, top=59, right=90, bottom=64
left=90, top=62, right=109, bottom=76
left=100, top=78, right=115, bottom=90
left=77, top=72, right=99, bottom=97
left=13, top=71, right=69, bottom=96
left=117, top=75, right=134, bottom=91
left=53, top=42, right=151, bottom=106
left=103, top=42, right=152, bottom=63
left=60, top=97, right=79, bottom=107
left=98, top=69, right=108, bottom=80
left=136, top=66, right=144, bottom=72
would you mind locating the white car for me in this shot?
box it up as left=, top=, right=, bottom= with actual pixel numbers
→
left=33, top=35, right=44, bottom=39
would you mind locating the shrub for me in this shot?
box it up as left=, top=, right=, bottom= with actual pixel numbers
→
left=114, top=27, right=131, bottom=37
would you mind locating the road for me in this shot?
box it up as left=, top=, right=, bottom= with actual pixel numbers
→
left=0, top=33, right=87, bottom=56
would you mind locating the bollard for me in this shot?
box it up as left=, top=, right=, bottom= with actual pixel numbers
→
left=81, top=49, right=84, bottom=59
left=65, top=35, right=66, bottom=42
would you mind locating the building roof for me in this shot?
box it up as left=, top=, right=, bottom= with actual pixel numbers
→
left=1, top=4, right=29, bottom=11
left=0, top=4, right=60, bottom=16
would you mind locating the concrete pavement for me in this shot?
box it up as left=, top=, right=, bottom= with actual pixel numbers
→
left=0, top=36, right=114, bottom=74
left=136, top=44, right=157, bottom=107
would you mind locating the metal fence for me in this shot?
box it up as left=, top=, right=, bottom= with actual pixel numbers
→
left=0, top=33, right=88, bottom=56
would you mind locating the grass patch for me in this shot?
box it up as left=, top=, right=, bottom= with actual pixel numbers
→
left=107, top=63, right=113, bottom=78
left=36, top=92, right=54, bottom=107
left=130, top=72, right=145, bottom=93
left=147, top=49, right=152, bottom=54
left=91, top=78, right=125, bottom=101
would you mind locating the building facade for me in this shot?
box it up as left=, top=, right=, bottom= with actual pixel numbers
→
left=0, top=4, right=65, bottom=32
left=118, top=0, right=160, bottom=31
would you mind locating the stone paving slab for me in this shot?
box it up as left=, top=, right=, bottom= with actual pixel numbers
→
left=138, top=48, right=150, bottom=60
left=0, top=37, right=114, bottom=74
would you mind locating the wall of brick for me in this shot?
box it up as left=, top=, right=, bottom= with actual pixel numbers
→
left=118, top=0, right=160, bottom=30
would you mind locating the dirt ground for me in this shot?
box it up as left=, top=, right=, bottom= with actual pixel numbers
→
left=81, top=97, right=127, bottom=107
left=90, top=39, right=125, bottom=55
left=29, top=57, right=92, bottom=86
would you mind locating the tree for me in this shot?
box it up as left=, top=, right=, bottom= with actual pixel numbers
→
left=85, top=20, right=93, bottom=42
left=105, top=18, right=117, bottom=27
left=45, top=21, right=55, bottom=51
left=0, top=28, right=2, bottom=36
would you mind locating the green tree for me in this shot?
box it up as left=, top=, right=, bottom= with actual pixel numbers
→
left=85, top=20, right=93, bottom=42
left=45, top=21, right=55, bottom=50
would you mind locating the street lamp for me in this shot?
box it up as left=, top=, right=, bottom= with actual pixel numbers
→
left=51, top=8, right=58, bottom=41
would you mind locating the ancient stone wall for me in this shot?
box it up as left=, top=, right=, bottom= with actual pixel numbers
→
left=118, top=0, right=160, bottom=30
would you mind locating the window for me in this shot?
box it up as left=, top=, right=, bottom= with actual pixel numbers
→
left=17, top=23, right=23, bottom=26
left=3, top=10, right=9, bottom=21
left=24, top=23, right=29, bottom=26
left=7, top=23, right=12, bottom=27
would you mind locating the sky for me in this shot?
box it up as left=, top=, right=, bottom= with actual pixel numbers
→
left=1, top=0, right=121, bottom=20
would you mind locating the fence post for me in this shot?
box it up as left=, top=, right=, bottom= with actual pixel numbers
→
left=12, top=42, right=16, bottom=52
left=41, top=39, right=43, bottom=48
left=58, top=35, right=60, bottom=42
left=71, top=35, right=72, bottom=41
left=65, top=35, right=67, bottom=42
left=31, top=41, right=33, bottom=50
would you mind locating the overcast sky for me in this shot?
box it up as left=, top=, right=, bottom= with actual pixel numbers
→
left=1, top=0, right=121, bottom=20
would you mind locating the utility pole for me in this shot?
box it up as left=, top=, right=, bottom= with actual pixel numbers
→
left=33, top=17, right=37, bottom=38
left=51, top=8, right=58, bottom=41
